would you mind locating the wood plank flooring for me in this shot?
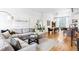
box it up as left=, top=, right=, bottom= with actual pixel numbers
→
left=44, top=32, right=77, bottom=51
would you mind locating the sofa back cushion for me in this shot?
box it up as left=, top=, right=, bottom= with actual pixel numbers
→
left=23, top=28, right=29, bottom=33
left=13, top=29, right=22, bottom=34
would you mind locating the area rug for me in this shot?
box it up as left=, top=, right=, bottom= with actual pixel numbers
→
left=38, top=39, right=57, bottom=51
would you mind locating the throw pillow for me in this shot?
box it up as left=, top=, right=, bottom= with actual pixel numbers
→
left=2, top=31, right=11, bottom=39
left=10, top=38, right=22, bottom=51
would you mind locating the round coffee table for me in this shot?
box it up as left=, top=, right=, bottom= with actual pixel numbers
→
left=28, top=34, right=39, bottom=44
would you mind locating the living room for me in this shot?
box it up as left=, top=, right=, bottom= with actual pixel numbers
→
left=0, top=8, right=79, bottom=51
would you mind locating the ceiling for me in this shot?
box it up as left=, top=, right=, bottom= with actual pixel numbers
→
left=31, top=8, right=71, bottom=13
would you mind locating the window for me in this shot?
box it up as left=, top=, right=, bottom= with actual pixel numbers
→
left=0, top=11, right=12, bottom=30
left=55, top=16, right=69, bottom=28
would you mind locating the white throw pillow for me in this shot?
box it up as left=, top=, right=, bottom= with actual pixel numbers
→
left=2, top=31, right=11, bottom=39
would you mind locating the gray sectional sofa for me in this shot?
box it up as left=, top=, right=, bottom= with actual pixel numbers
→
left=0, top=31, right=38, bottom=51
left=0, top=28, right=45, bottom=51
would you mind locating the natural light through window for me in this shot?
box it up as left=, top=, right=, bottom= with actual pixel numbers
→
left=0, top=11, right=12, bottom=30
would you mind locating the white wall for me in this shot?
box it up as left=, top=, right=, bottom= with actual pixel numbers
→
left=0, top=8, right=41, bottom=30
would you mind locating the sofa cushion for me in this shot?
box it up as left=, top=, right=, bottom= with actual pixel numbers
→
left=2, top=31, right=11, bottom=39
left=0, top=39, right=14, bottom=51
left=10, top=38, right=22, bottom=51
left=13, top=29, right=22, bottom=34
left=18, top=43, right=37, bottom=51
left=12, top=38, right=28, bottom=48
left=23, top=28, right=29, bottom=33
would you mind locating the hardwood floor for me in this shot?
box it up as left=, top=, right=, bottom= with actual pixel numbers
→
left=44, top=32, right=77, bottom=51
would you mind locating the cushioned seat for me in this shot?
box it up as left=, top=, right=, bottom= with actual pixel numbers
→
left=0, top=39, right=14, bottom=51
left=0, top=31, right=38, bottom=51
left=13, top=38, right=29, bottom=48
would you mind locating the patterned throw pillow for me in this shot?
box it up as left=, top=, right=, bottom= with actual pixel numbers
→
left=10, top=38, right=22, bottom=51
